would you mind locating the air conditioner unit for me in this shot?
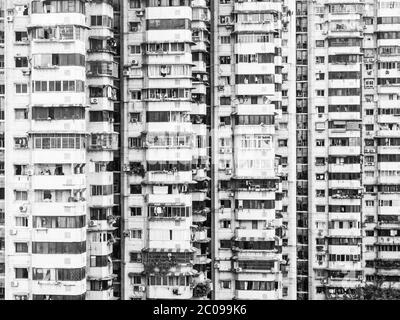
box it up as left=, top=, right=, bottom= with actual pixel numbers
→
left=19, top=205, right=27, bottom=212
left=27, top=169, right=34, bottom=176
left=11, top=281, right=19, bottom=287
left=88, top=220, right=96, bottom=227
left=131, top=59, right=139, bottom=66
left=7, top=16, right=13, bottom=22
left=123, top=70, right=130, bottom=76
left=136, top=10, right=144, bottom=17
left=225, top=168, right=232, bottom=175
left=9, top=229, right=17, bottom=235
left=235, top=267, right=243, bottom=272
left=22, top=70, right=31, bottom=76
left=229, top=192, right=234, bottom=197
left=90, top=98, right=98, bottom=104
left=220, top=148, right=225, bottom=154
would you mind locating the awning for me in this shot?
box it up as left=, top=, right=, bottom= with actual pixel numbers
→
left=87, top=275, right=115, bottom=281
left=233, top=237, right=276, bottom=242
left=145, top=271, right=197, bottom=276
left=142, top=247, right=197, bottom=253
left=30, top=104, right=88, bottom=108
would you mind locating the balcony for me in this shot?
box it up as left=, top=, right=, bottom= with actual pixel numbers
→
left=233, top=250, right=279, bottom=261
left=192, top=229, right=209, bottom=243
left=193, top=254, right=211, bottom=265
left=235, top=228, right=275, bottom=239
left=147, top=285, right=193, bottom=300
left=31, top=279, right=86, bottom=297
left=87, top=264, right=114, bottom=281
left=235, top=209, right=275, bottom=221
left=31, top=119, right=86, bottom=133
left=31, top=202, right=85, bottom=216
left=235, top=289, right=280, bottom=300
left=32, top=149, right=86, bottom=164
left=88, top=242, right=113, bottom=256
left=146, top=171, right=192, bottom=184
left=31, top=174, right=85, bottom=190
left=86, top=287, right=114, bottom=300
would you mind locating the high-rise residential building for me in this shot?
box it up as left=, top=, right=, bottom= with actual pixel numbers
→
left=4, top=0, right=120, bottom=300
left=211, top=0, right=288, bottom=300
left=2, top=0, right=400, bottom=301
left=119, top=0, right=211, bottom=300
left=306, top=0, right=400, bottom=300
left=0, top=0, right=5, bottom=301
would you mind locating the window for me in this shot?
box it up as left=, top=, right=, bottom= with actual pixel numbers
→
left=15, top=109, right=28, bottom=120
left=220, top=240, right=231, bottom=248
left=128, top=137, right=142, bottom=148
left=15, top=216, right=28, bottom=227
left=365, top=200, right=374, bottom=207
left=220, top=36, right=230, bottom=44
left=316, top=40, right=324, bottom=47
left=130, top=185, right=142, bottom=194
left=15, top=242, right=28, bottom=253
left=15, top=268, right=29, bottom=279
left=130, top=207, right=142, bottom=216
left=15, top=31, right=28, bottom=42
left=316, top=90, right=325, bottom=96
left=219, top=56, right=231, bottom=64
left=15, top=191, right=28, bottom=201
left=365, top=124, right=374, bottom=131
left=130, top=252, right=142, bottom=262
left=316, top=139, right=325, bottom=147
left=130, top=90, right=142, bottom=100
left=220, top=220, right=231, bottom=229
left=15, top=57, right=28, bottom=68
left=220, top=280, right=231, bottom=289
left=129, top=0, right=141, bottom=9
left=129, top=229, right=142, bottom=239
left=129, top=45, right=141, bottom=54
left=15, top=83, right=28, bottom=94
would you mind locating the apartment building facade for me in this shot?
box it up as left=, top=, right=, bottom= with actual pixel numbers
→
left=299, top=0, right=400, bottom=299
left=2, top=0, right=400, bottom=301
left=211, top=0, right=289, bottom=300
left=119, top=0, right=211, bottom=300
left=4, top=0, right=119, bottom=300
left=0, top=0, right=5, bottom=301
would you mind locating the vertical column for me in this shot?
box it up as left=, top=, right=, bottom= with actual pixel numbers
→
left=85, top=0, right=118, bottom=300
